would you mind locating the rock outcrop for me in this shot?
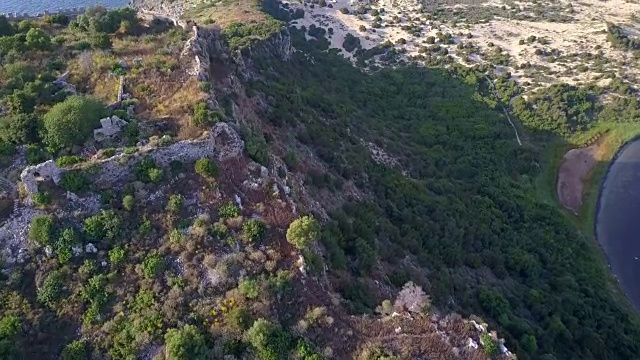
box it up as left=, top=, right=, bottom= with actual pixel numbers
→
left=20, top=160, right=64, bottom=198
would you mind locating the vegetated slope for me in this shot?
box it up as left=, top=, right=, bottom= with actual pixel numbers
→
left=245, top=27, right=640, bottom=359
left=0, top=9, right=509, bottom=360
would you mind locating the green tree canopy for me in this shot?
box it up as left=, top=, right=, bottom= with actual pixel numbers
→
left=286, top=216, right=320, bottom=249
left=43, top=95, right=107, bottom=151
left=25, top=28, right=51, bottom=50
left=164, top=325, right=208, bottom=360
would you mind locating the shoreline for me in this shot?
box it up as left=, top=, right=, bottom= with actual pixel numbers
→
left=593, top=135, right=640, bottom=312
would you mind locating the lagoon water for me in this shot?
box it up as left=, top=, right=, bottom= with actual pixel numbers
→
left=596, top=139, right=640, bottom=311
left=0, top=0, right=128, bottom=15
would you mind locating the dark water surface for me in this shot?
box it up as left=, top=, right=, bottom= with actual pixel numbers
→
left=596, top=139, right=640, bottom=311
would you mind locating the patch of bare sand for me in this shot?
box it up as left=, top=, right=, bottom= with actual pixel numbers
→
left=557, top=144, right=600, bottom=214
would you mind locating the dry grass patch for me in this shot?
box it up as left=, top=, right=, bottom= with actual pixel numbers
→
left=184, top=0, right=268, bottom=28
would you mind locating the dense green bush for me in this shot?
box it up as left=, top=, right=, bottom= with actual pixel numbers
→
left=286, top=216, right=320, bottom=250
left=122, top=195, right=134, bottom=211
left=59, top=171, right=89, bottom=192
left=194, top=158, right=218, bottom=178
left=238, top=278, right=260, bottom=299
left=141, top=253, right=165, bottom=278
left=108, top=246, right=126, bottom=268
left=33, top=191, right=51, bottom=207
left=222, top=18, right=284, bottom=50
left=83, top=210, right=121, bottom=242
left=29, top=215, right=55, bottom=246
left=55, top=156, right=86, bottom=167
left=342, top=33, right=361, bottom=53
left=61, top=340, right=88, bottom=360
left=166, top=194, right=183, bottom=213
left=244, top=319, right=291, bottom=360
left=43, top=95, right=107, bottom=151
left=37, top=270, right=65, bottom=308
left=164, top=325, right=208, bottom=360
left=242, top=219, right=265, bottom=243
left=218, top=202, right=240, bottom=218
left=135, top=158, right=164, bottom=183
left=192, top=102, right=222, bottom=127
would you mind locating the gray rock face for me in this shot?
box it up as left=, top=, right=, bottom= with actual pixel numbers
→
left=212, top=122, right=244, bottom=161
left=20, top=160, right=64, bottom=198
left=94, top=116, right=128, bottom=142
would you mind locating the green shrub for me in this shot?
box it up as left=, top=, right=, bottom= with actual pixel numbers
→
left=480, top=333, right=499, bottom=356
left=37, top=270, right=65, bottom=308
left=122, top=195, right=134, bottom=211
left=166, top=194, right=183, bottom=213
left=29, top=215, right=55, bottom=246
left=141, top=253, right=165, bottom=278
left=59, top=171, right=89, bottom=192
left=192, top=102, right=222, bottom=127
left=135, top=158, right=163, bottom=183
left=56, top=227, right=78, bottom=264
left=194, top=158, right=218, bottom=178
left=81, top=274, right=109, bottom=308
left=33, top=191, right=51, bottom=207
left=243, top=128, right=269, bottom=165
left=43, top=95, right=107, bottom=151
left=61, top=340, right=88, bottom=360
left=219, top=202, right=240, bottom=218
left=0, top=141, right=15, bottom=156
left=238, top=278, right=260, bottom=299
left=210, top=222, right=228, bottom=239
left=83, top=210, right=122, bottom=242
left=169, top=229, right=183, bottom=243
left=55, top=155, right=85, bottom=167
left=286, top=216, right=320, bottom=250
left=242, top=219, right=265, bottom=243
left=244, top=319, right=291, bottom=360
left=109, top=246, right=126, bottom=268
left=164, top=325, right=208, bottom=360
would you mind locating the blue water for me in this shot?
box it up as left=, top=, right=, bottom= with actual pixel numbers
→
left=596, top=139, right=640, bottom=312
left=0, top=0, right=128, bottom=15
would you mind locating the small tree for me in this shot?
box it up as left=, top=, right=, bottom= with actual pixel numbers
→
left=25, top=28, right=51, bottom=50
left=286, top=216, right=319, bottom=250
left=43, top=95, right=107, bottom=151
left=394, top=281, right=431, bottom=314
left=245, top=319, right=291, bottom=360
left=164, top=325, right=208, bottom=360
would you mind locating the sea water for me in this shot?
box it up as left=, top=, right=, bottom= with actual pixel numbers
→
left=0, top=0, right=128, bottom=15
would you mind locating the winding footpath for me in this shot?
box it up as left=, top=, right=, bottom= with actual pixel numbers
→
left=485, top=76, right=522, bottom=146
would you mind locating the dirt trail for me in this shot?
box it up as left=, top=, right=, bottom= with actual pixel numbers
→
left=557, top=144, right=599, bottom=214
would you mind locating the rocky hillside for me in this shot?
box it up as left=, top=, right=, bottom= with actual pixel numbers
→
left=0, top=6, right=522, bottom=360
left=2, top=1, right=640, bottom=359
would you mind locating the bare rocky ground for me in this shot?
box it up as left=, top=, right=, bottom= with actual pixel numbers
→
left=557, top=144, right=600, bottom=214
